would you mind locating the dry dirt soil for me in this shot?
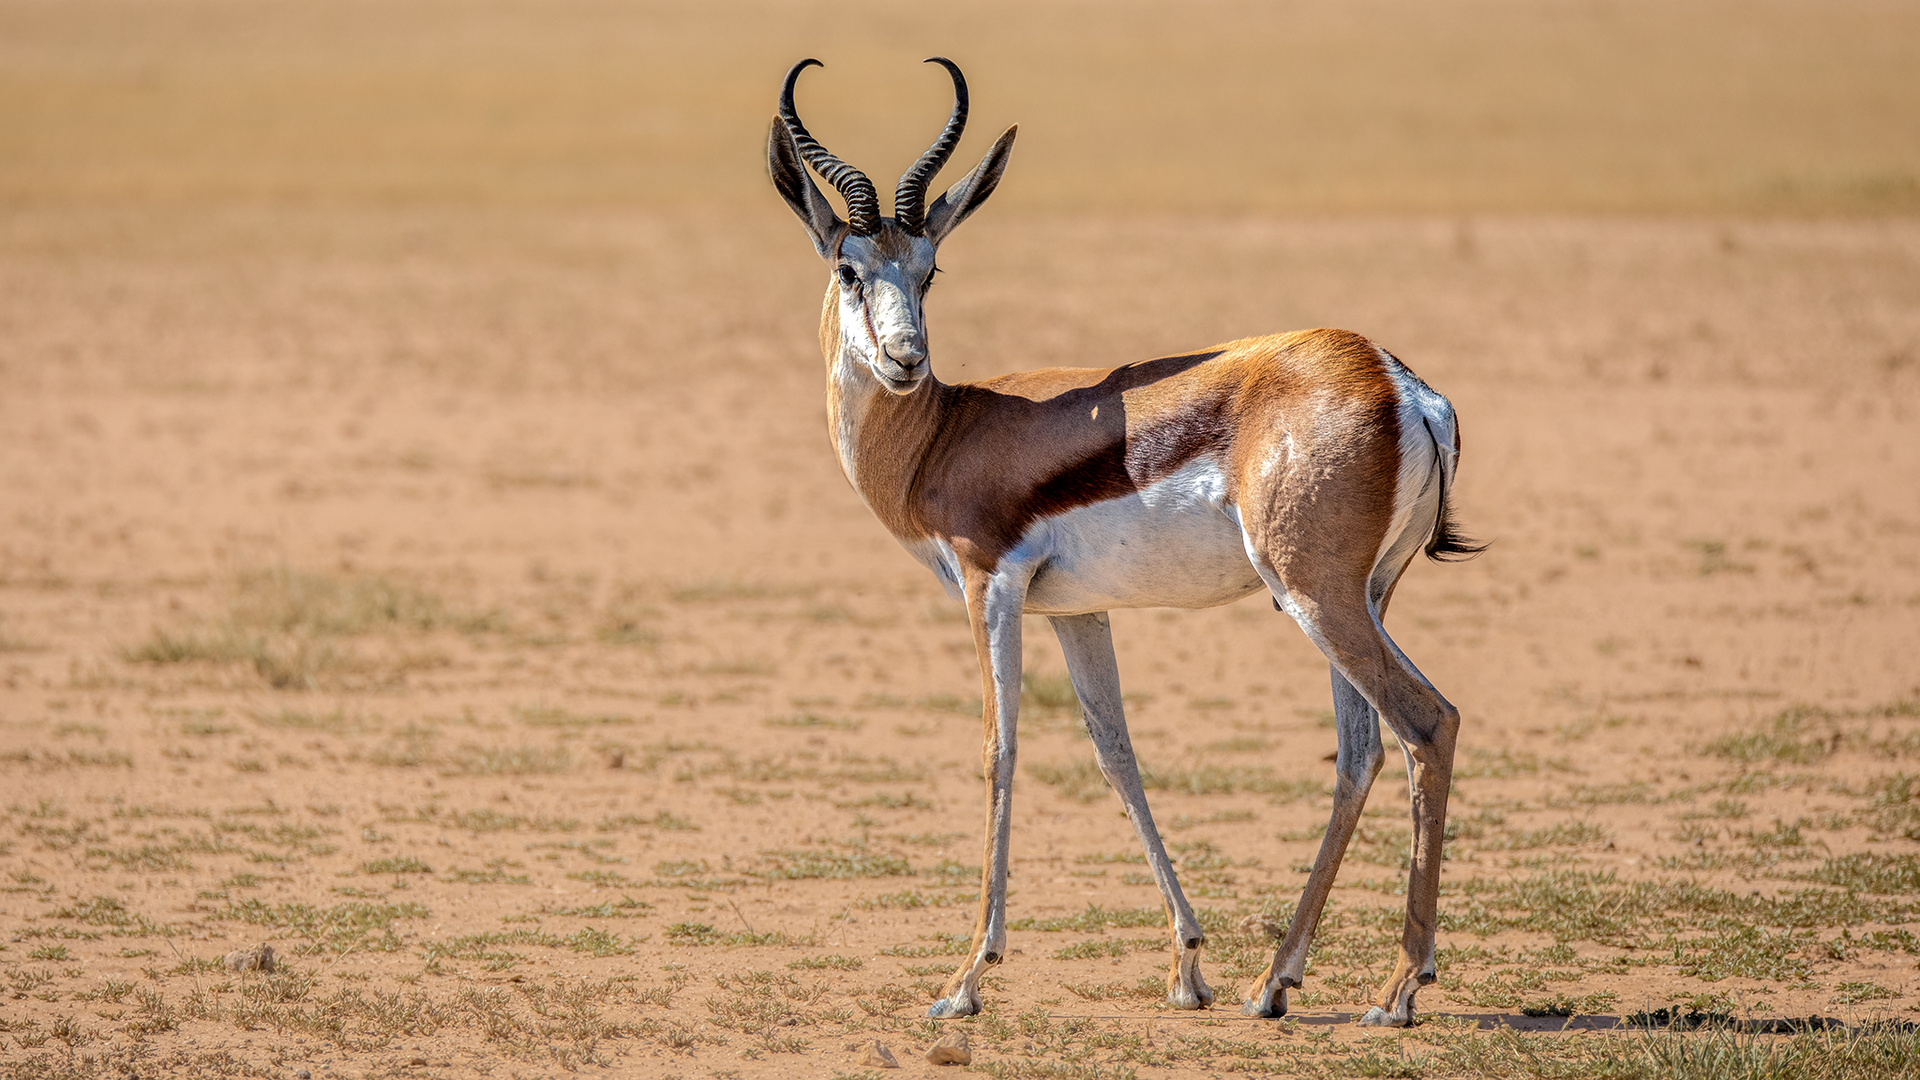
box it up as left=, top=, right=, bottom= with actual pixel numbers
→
left=2, top=3, right=1918, bottom=1078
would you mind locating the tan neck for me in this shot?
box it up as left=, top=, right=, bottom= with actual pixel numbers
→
left=820, top=293, right=949, bottom=539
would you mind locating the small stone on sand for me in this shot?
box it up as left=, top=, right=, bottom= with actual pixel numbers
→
left=860, top=1040, right=900, bottom=1068
left=926, top=1030, right=972, bottom=1066
left=1238, top=913, right=1282, bottom=941
left=223, top=944, right=275, bottom=973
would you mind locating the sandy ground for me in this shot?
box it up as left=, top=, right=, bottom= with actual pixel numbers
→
left=2, top=3, right=1919, bottom=1078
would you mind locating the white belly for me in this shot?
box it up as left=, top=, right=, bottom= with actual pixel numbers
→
left=1020, top=458, right=1263, bottom=615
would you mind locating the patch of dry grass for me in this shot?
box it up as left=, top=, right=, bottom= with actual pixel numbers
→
left=122, top=567, right=500, bottom=690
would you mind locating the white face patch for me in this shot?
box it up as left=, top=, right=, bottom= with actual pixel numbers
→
left=833, top=231, right=938, bottom=394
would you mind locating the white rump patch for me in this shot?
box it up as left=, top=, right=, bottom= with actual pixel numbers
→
left=1372, top=356, right=1456, bottom=609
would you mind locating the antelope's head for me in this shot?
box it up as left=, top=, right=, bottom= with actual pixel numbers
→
left=769, top=58, right=1016, bottom=395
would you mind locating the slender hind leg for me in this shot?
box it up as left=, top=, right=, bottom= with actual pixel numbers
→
left=1051, top=612, right=1213, bottom=1010
left=1291, top=588, right=1459, bottom=1027
left=1232, top=374, right=1464, bottom=1025
left=1241, top=668, right=1383, bottom=1016
left=1242, top=536, right=1458, bottom=1026
left=1356, top=643, right=1458, bottom=1028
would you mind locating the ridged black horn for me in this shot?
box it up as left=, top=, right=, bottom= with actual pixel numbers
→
left=894, top=57, right=968, bottom=236
left=778, top=59, right=880, bottom=236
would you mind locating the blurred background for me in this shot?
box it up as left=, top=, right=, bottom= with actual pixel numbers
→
left=1, top=0, right=1916, bottom=727
left=2, top=1, right=1916, bottom=683
left=4, top=0, right=1917, bottom=215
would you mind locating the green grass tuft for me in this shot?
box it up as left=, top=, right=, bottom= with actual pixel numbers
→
left=362, top=856, right=433, bottom=875
left=1011, top=904, right=1167, bottom=934
left=788, top=954, right=864, bottom=970
left=1028, top=758, right=1324, bottom=802
left=1796, top=853, right=1920, bottom=893
left=1022, top=671, right=1080, bottom=713
left=1702, top=707, right=1840, bottom=765
left=446, top=743, right=571, bottom=775
left=759, top=849, right=913, bottom=880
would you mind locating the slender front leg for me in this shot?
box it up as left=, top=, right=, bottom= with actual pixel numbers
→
left=929, top=562, right=1030, bottom=1019
left=1049, top=612, right=1214, bottom=1009
left=1242, top=667, right=1383, bottom=1016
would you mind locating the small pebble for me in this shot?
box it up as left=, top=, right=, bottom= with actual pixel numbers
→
left=223, top=944, right=275, bottom=973
left=1238, top=913, right=1282, bottom=940
left=926, top=1030, right=972, bottom=1066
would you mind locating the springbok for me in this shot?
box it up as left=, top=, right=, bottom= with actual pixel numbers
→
left=767, top=57, right=1481, bottom=1027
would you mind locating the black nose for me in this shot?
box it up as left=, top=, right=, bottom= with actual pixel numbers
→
left=885, top=341, right=927, bottom=369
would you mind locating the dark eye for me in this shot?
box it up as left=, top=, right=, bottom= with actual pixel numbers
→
left=836, top=265, right=859, bottom=289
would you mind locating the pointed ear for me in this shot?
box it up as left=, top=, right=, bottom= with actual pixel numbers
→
left=924, top=125, right=1016, bottom=245
left=768, top=118, right=843, bottom=257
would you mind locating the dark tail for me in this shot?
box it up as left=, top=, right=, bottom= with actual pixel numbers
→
left=1422, top=416, right=1488, bottom=563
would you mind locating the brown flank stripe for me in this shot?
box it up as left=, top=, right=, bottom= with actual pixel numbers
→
left=840, top=329, right=1401, bottom=569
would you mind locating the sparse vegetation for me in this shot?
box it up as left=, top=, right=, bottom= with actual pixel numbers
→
left=514, top=704, right=634, bottom=728
left=1702, top=707, right=1843, bottom=765
left=1028, top=758, right=1324, bottom=802
left=788, top=954, right=863, bottom=971
left=764, top=712, right=862, bottom=731
left=1797, top=853, right=1920, bottom=893
left=1011, top=905, right=1168, bottom=933
left=664, top=922, right=797, bottom=948
left=1475, top=820, right=1610, bottom=850
left=214, top=899, right=430, bottom=955
left=752, top=847, right=914, bottom=880
left=362, top=855, right=433, bottom=874
left=1022, top=671, right=1081, bottom=713
left=122, top=567, right=502, bottom=689
left=447, top=743, right=571, bottom=775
